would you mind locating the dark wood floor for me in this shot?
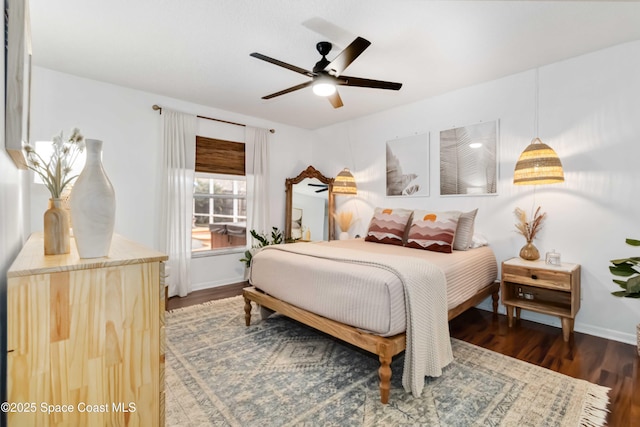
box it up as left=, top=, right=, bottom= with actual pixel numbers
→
left=168, top=283, right=639, bottom=427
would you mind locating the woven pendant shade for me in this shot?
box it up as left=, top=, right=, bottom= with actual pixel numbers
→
left=513, top=138, right=564, bottom=185
left=333, top=168, right=357, bottom=195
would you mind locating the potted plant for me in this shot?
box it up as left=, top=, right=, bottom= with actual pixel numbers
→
left=609, top=237, right=640, bottom=355
left=240, top=227, right=283, bottom=269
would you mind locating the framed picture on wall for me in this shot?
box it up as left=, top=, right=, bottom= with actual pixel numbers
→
left=4, top=0, right=32, bottom=169
left=386, top=133, right=430, bottom=197
left=439, top=120, right=499, bottom=196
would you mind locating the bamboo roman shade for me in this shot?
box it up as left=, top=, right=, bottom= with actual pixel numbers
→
left=195, top=136, right=245, bottom=176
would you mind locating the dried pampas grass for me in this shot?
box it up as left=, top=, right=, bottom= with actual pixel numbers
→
left=335, top=211, right=355, bottom=232
left=514, top=206, right=546, bottom=241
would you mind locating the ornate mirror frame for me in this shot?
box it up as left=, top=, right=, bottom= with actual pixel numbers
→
left=285, top=165, right=335, bottom=241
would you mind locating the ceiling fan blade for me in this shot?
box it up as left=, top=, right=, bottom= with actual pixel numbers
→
left=315, top=188, right=328, bottom=193
left=308, top=183, right=328, bottom=187
left=250, top=52, right=314, bottom=77
left=324, top=37, right=371, bottom=76
left=262, top=81, right=313, bottom=100
left=338, top=75, right=402, bottom=91
left=328, top=90, right=344, bottom=109
left=302, top=17, right=355, bottom=51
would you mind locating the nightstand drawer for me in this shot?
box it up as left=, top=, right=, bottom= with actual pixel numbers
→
left=503, top=264, right=571, bottom=290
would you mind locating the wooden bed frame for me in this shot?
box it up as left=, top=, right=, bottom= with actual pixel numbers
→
left=243, top=281, right=500, bottom=404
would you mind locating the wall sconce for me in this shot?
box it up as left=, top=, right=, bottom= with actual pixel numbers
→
left=333, top=168, right=357, bottom=195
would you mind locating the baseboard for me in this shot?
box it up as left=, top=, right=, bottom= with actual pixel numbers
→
left=475, top=299, right=636, bottom=346
left=191, top=276, right=245, bottom=292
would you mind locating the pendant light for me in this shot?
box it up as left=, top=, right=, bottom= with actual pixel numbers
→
left=513, top=69, right=564, bottom=185
left=333, top=168, right=357, bottom=195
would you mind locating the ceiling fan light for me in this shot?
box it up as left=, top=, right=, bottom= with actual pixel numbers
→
left=312, top=82, right=336, bottom=97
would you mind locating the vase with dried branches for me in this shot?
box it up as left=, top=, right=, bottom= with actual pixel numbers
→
left=24, top=128, right=85, bottom=255
left=514, top=206, right=546, bottom=260
left=334, top=211, right=356, bottom=240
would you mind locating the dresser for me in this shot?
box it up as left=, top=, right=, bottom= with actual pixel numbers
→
left=6, top=233, right=167, bottom=426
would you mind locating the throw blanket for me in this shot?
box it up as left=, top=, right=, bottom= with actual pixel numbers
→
left=257, top=243, right=453, bottom=397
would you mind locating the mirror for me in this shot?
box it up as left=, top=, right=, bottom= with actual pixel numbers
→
left=285, top=166, right=335, bottom=241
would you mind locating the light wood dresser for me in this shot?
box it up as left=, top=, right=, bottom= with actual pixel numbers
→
left=6, top=233, right=167, bottom=426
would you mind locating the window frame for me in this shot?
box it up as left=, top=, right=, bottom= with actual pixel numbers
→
left=191, top=172, right=248, bottom=258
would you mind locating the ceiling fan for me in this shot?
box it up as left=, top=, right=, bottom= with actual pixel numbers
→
left=308, top=183, right=328, bottom=193
left=250, top=37, right=402, bottom=108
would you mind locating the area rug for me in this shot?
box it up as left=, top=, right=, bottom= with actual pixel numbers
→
left=165, top=296, right=609, bottom=426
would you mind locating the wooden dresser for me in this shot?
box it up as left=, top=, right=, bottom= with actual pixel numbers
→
left=6, top=233, right=167, bottom=426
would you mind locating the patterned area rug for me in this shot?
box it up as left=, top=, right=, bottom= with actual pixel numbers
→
left=165, top=296, right=609, bottom=426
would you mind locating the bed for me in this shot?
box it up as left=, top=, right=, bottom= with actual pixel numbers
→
left=243, top=237, right=499, bottom=404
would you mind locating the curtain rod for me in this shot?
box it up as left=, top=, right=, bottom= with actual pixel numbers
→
left=152, top=104, right=275, bottom=134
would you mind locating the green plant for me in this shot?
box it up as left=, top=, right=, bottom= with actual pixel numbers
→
left=240, top=227, right=283, bottom=268
left=609, top=238, right=640, bottom=298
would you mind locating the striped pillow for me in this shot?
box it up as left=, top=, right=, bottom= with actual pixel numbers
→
left=452, top=209, right=478, bottom=251
left=365, top=208, right=413, bottom=246
left=406, top=210, right=461, bottom=253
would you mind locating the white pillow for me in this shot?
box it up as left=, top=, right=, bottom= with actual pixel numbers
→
left=453, top=209, right=478, bottom=251
left=470, top=233, right=489, bottom=248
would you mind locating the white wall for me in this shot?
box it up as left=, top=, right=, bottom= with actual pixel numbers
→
left=312, top=40, right=640, bottom=345
left=30, top=67, right=315, bottom=291
left=27, top=39, right=640, bottom=344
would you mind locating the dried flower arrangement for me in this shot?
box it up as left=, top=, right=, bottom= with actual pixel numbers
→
left=514, top=206, right=546, bottom=242
left=23, top=128, right=85, bottom=199
left=335, top=211, right=356, bottom=232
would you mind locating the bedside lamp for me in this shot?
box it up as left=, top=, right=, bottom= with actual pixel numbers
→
left=513, top=137, right=564, bottom=185
left=514, top=69, right=564, bottom=185
left=333, top=168, right=357, bottom=195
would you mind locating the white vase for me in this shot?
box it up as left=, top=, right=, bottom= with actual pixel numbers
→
left=339, top=231, right=349, bottom=240
left=70, top=139, right=116, bottom=258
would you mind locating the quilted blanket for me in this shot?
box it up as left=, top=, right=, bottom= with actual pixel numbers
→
left=258, top=243, right=453, bottom=397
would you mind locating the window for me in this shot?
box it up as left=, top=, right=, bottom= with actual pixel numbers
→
left=192, top=136, right=246, bottom=254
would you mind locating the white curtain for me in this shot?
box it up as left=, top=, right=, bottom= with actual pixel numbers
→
left=246, top=127, right=270, bottom=234
left=159, top=110, right=197, bottom=297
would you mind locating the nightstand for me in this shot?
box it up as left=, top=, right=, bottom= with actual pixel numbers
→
left=501, top=257, right=581, bottom=342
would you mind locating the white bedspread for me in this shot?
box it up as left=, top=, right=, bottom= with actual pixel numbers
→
left=257, top=243, right=453, bottom=397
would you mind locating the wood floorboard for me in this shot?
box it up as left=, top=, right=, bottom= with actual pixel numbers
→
left=168, top=283, right=638, bottom=427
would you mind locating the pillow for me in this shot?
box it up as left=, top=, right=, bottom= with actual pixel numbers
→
left=470, top=233, right=489, bottom=248
left=452, top=209, right=478, bottom=251
left=365, top=207, right=413, bottom=246
left=405, top=210, right=461, bottom=253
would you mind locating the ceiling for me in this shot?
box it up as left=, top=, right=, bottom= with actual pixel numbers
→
left=29, top=1, right=640, bottom=130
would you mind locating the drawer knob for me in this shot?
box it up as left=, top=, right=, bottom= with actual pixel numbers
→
left=531, top=274, right=538, bottom=280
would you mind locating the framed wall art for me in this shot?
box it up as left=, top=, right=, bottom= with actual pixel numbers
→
left=386, top=133, right=430, bottom=197
left=5, top=0, right=32, bottom=169
left=439, top=120, right=499, bottom=196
